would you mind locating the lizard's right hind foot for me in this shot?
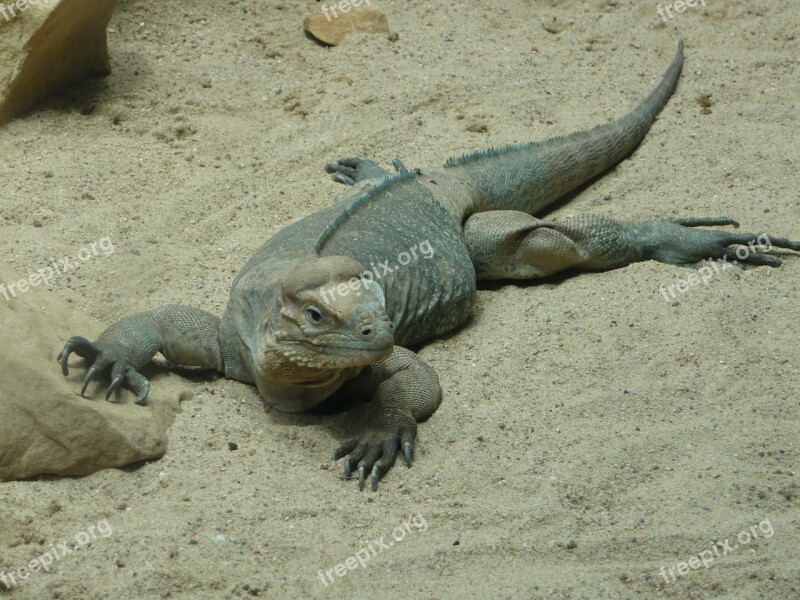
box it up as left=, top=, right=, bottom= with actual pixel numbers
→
left=324, top=158, right=389, bottom=185
left=57, top=336, right=151, bottom=405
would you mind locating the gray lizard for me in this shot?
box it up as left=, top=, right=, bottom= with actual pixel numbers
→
left=57, top=41, right=800, bottom=489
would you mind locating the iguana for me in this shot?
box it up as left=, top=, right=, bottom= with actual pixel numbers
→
left=57, top=41, right=800, bottom=490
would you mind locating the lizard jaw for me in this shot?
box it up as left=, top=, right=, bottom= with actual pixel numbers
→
left=273, top=338, right=393, bottom=370
left=256, top=336, right=392, bottom=387
left=279, top=335, right=393, bottom=361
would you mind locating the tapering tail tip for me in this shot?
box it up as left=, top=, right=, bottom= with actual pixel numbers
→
left=675, top=39, right=684, bottom=75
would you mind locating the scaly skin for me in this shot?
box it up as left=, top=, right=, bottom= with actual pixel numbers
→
left=58, top=41, right=800, bottom=490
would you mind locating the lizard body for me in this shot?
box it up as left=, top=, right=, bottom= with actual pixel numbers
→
left=58, top=41, right=800, bottom=489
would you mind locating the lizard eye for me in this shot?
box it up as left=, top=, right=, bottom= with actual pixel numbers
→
left=305, top=306, right=324, bottom=324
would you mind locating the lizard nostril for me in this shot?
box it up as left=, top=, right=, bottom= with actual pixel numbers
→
left=361, top=328, right=372, bottom=336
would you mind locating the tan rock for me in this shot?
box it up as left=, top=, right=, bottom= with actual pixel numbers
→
left=0, top=260, right=181, bottom=481
left=304, top=3, right=389, bottom=46
left=0, top=0, right=117, bottom=126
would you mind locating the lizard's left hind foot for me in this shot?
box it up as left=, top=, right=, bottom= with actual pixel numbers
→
left=633, top=218, right=800, bottom=267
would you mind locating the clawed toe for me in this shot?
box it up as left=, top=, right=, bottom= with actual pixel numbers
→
left=56, top=336, right=151, bottom=405
left=671, top=216, right=740, bottom=228
left=392, top=158, right=408, bottom=172
left=57, top=336, right=96, bottom=376
left=325, top=162, right=357, bottom=185
left=333, top=425, right=415, bottom=490
left=645, top=220, right=800, bottom=267
left=324, top=157, right=389, bottom=184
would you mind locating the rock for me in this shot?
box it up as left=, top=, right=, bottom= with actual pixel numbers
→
left=0, top=0, right=117, bottom=126
left=304, top=3, right=389, bottom=46
left=540, top=16, right=571, bottom=35
left=0, top=260, right=181, bottom=481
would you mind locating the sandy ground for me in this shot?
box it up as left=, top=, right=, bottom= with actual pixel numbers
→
left=1, top=0, right=798, bottom=598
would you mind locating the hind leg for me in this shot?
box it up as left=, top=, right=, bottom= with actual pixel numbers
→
left=463, top=210, right=800, bottom=280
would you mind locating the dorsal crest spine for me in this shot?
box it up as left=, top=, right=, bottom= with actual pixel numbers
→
left=315, top=169, right=418, bottom=253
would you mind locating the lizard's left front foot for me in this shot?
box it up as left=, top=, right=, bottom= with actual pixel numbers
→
left=331, top=346, right=440, bottom=490
left=333, top=412, right=416, bottom=491
left=325, top=157, right=410, bottom=185
left=325, top=157, right=388, bottom=185
left=637, top=218, right=800, bottom=266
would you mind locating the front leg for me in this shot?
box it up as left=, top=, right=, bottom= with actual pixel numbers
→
left=333, top=346, right=441, bottom=491
left=324, top=157, right=409, bottom=185
left=57, top=304, right=223, bottom=405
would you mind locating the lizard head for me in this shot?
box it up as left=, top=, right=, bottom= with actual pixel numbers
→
left=253, top=255, right=394, bottom=411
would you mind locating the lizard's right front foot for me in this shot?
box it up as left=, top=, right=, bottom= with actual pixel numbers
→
left=57, top=336, right=151, bottom=405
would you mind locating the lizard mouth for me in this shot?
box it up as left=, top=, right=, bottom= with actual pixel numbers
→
left=283, top=337, right=394, bottom=361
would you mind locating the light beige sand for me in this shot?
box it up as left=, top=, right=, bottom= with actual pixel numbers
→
left=0, top=1, right=798, bottom=598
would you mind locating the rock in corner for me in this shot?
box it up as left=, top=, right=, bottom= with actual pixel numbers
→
left=0, top=260, right=181, bottom=481
left=0, top=0, right=117, bottom=126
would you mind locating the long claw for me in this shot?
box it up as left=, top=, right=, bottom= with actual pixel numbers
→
left=57, top=351, right=70, bottom=376
left=57, top=336, right=98, bottom=378
left=121, top=369, right=151, bottom=406
left=333, top=438, right=358, bottom=462
left=371, top=465, right=381, bottom=491
left=403, top=442, right=413, bottom=466
left=105, top=375, right=123, bottom=401
left=343, top=458, right=353, bottom=479
left=80, top=366, right=99, bottom=396
left=358, top=466, right=366, bottom=490
left=134, top=381, right=150, bottom=406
